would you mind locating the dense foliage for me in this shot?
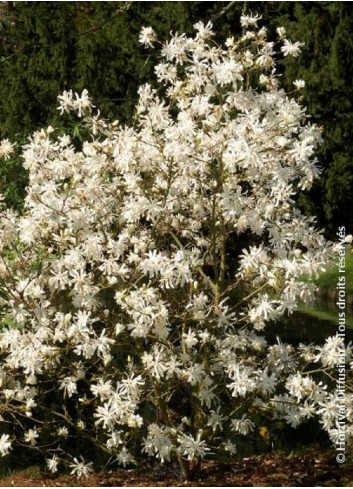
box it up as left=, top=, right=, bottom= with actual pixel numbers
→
left=0, top=2, right=353, bottom=232
left=0, top=18, right=352, bottom=479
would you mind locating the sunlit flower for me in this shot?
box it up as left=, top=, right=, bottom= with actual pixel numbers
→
left=139, top=26, right=157, bottom=48
left=281, top=39, right=304, bottom=57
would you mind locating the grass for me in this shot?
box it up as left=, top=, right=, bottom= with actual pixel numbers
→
left=315, top=248, right=353, bottom=295
left=297, top=303, right=353, bottom=329
left=294, top=247, right=353, bottom=330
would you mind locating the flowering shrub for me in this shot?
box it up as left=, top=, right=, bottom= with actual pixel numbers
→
left=0, top=15, right=352, bottom=479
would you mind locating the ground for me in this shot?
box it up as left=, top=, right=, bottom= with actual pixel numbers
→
left=0, top=448, right=352, bottom=487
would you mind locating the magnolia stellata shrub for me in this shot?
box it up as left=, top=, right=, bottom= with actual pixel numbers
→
left=0, top=16, right=352, bottom=478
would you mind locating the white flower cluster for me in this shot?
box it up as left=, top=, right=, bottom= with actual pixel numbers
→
left=57, top=89, right=92, bottom=117
left=0, top=18, right=351, bottom=479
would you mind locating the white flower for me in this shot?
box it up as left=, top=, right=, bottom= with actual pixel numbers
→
left=240, top=13, right=262, bottom=28
left=225, top=37, right=235, bottom=48
left=0, top=139, right=15, bottom=160
left=90, top=379, right=113, bottom=400
left=315, top=336, right=345, bottom=367
left=74, top=89, right=92, bottom=117
left=0, top=434, right=11, bottom=457
left=284, top=408, right=303, bottom=428
left=143, top=424, right=173, bottom=462
left=57, top=426, right=69, bottom=438
left=281, top=39, right=304, bottom=57
left=24, top=428, right=39, bottom=446
left=94, top=402, right=117, bottom=430
left=57, top=89, right=92, bottom=117
left=207, top=408, right=224, bottom=432
left=285, top=373, right=319, bottom=401
left=223, top=440, right=237, bottom=454
left=293, top=79, right=305, bottom=89
left=57, top=89, right=74, bottom=114
left=194, top=21, right=213, bottom=40
left=231, top=415, right=255, bottom=435
left=258, top=371, right=277, bottom=395
left=182, top=329, right=198, bottom=349
left=177, top=432, right=210, bottom=461
left=46, top=454, right=59, bottom=473
left=117, top=447, right=135, bottom=467
left=25, top=399, right=37, bottom=417
left=227, top=366, right=257, bottom=397
left=139, top=26, right=157, bottom=48
left=69, top=457, right=93, bottom=478
left=276, top=27, right=286, bottom=39
left=59, top=376, right=78, bottom=398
